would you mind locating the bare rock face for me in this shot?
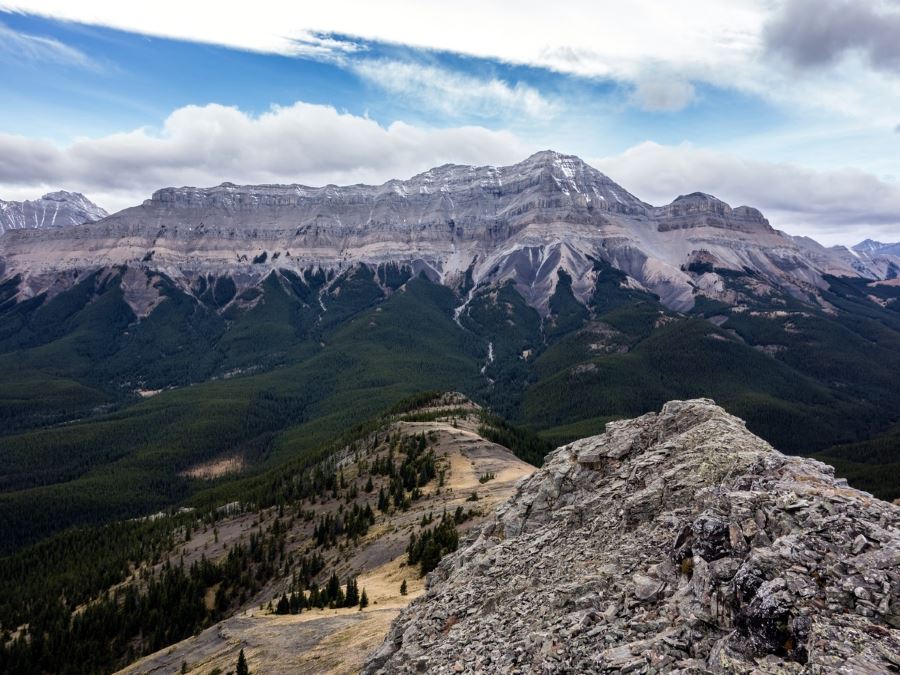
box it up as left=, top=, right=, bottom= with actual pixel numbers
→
left=365, top=399, right=900, bottom=674
left=653, top=192, right=772, bottom=234
left=0, top=191, right=107, bottom=233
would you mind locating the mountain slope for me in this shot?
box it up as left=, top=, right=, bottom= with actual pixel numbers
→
left=366, top=399, right=900, bottom=674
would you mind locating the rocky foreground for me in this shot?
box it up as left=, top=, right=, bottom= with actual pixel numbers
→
left=365, top=399, right=900, bottom=673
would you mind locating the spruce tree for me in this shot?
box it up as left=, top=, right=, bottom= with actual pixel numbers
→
left=359, top=589, right=369, bottom=610
left=236, top=648, right=250, bottom=675
left=344, top=577, right=359, bottom=607
left=400, top=579, right=408, bottom=596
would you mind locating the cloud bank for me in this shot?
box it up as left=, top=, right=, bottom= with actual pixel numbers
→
left=2, top=99, right=897, bottom=245
left=0, top=101, right=528, bottom=212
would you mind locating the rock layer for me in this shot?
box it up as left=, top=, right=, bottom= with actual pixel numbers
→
left=365, top=399, right=900, bottom=674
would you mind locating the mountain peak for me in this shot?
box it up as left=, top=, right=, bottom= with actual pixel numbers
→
left=521, top=149, right=580, bottom=164
left=0, top=191, right=107, bottom=233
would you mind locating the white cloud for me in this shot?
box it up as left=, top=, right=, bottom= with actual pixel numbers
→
left=0, top=1, right=765, bottom=79
left=9, top=0, right=900, bottom=125
left=0, top=20, right=96, bottom=68
left=595, top=141, right=900, bottom=245
left=352, top=60, right=560, bottom=119
left=630, top=78, right=696, bottom=112
left=0, top=101, right=529, bottom=212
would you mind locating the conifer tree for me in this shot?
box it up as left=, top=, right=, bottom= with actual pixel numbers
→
left=400, top=579, right=408, bottom=596
left=236, top=648, right=250, bottom=675
left=359, top=589, right=369, bottom=610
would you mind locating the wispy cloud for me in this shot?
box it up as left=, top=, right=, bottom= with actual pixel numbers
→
left=352, top=60, right=560, bottom=120
left=287, top=30, right=364, bottom=61
left=0, top=21, right=96, bottom=69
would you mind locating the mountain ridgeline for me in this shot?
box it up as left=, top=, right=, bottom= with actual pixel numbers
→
left=0, top=150, right=899, bottom=556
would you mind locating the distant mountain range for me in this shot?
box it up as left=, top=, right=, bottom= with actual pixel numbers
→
left=1, top=151, right=897, bottom=316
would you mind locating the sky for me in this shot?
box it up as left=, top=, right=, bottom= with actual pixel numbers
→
left=0, top=1, right=899, bottom=245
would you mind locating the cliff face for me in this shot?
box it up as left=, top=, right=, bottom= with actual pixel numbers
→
left=365, top=400, right=900, bottom=674
left=1, top=152, right=892, bottom=314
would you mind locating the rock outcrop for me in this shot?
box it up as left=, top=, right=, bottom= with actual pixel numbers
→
left=0, top=152, right=890, bottom=314
left=365, top=399, right=900, bottom=673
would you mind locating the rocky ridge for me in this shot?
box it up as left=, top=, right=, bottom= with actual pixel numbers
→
left=1, top=151, right=893, bottom=314
left=365, top=399, right=900, bottom=673
left=0, top=191, right=107, bottom=234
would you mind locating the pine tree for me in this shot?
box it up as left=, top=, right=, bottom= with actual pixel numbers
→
left=359, top=589, right=369, bottom=610
left=236, top=648, right=250, bottom=675
left=276, top=593, right=290, bottom=615
left=400, top=579, right=408, bottom=596
left=364, top=476, right=374, bottom=493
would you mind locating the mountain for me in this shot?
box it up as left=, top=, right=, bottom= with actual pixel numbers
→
left=0, top=191, right=107, bottom=234
left=366, top=399, right=900, bottom=674
left=0, top=150, right=888, bottom=314
left=1, top=150, right=899, bottom=557
left=854, top=239, right=900, bottom=258
left=821, top=238, right=900, bottom=280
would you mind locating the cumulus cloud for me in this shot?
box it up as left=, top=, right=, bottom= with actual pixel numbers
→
left=352, top=60, right=560, bottom=119
left=595, top=141, right=900, bottom=245
left=0, top=21, right=96, bottom=68
left=765, top=0, right=900, bottom=72
left=630, top=78, right=696, bottom=112
left=0, top=101, right=529, bottom=212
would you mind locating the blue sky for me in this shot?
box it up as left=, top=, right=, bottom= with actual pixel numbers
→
left=1, top=1, right=899, bottom=245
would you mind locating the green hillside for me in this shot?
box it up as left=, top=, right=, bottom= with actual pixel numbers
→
left=1, top=263, right=898, bottom=554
